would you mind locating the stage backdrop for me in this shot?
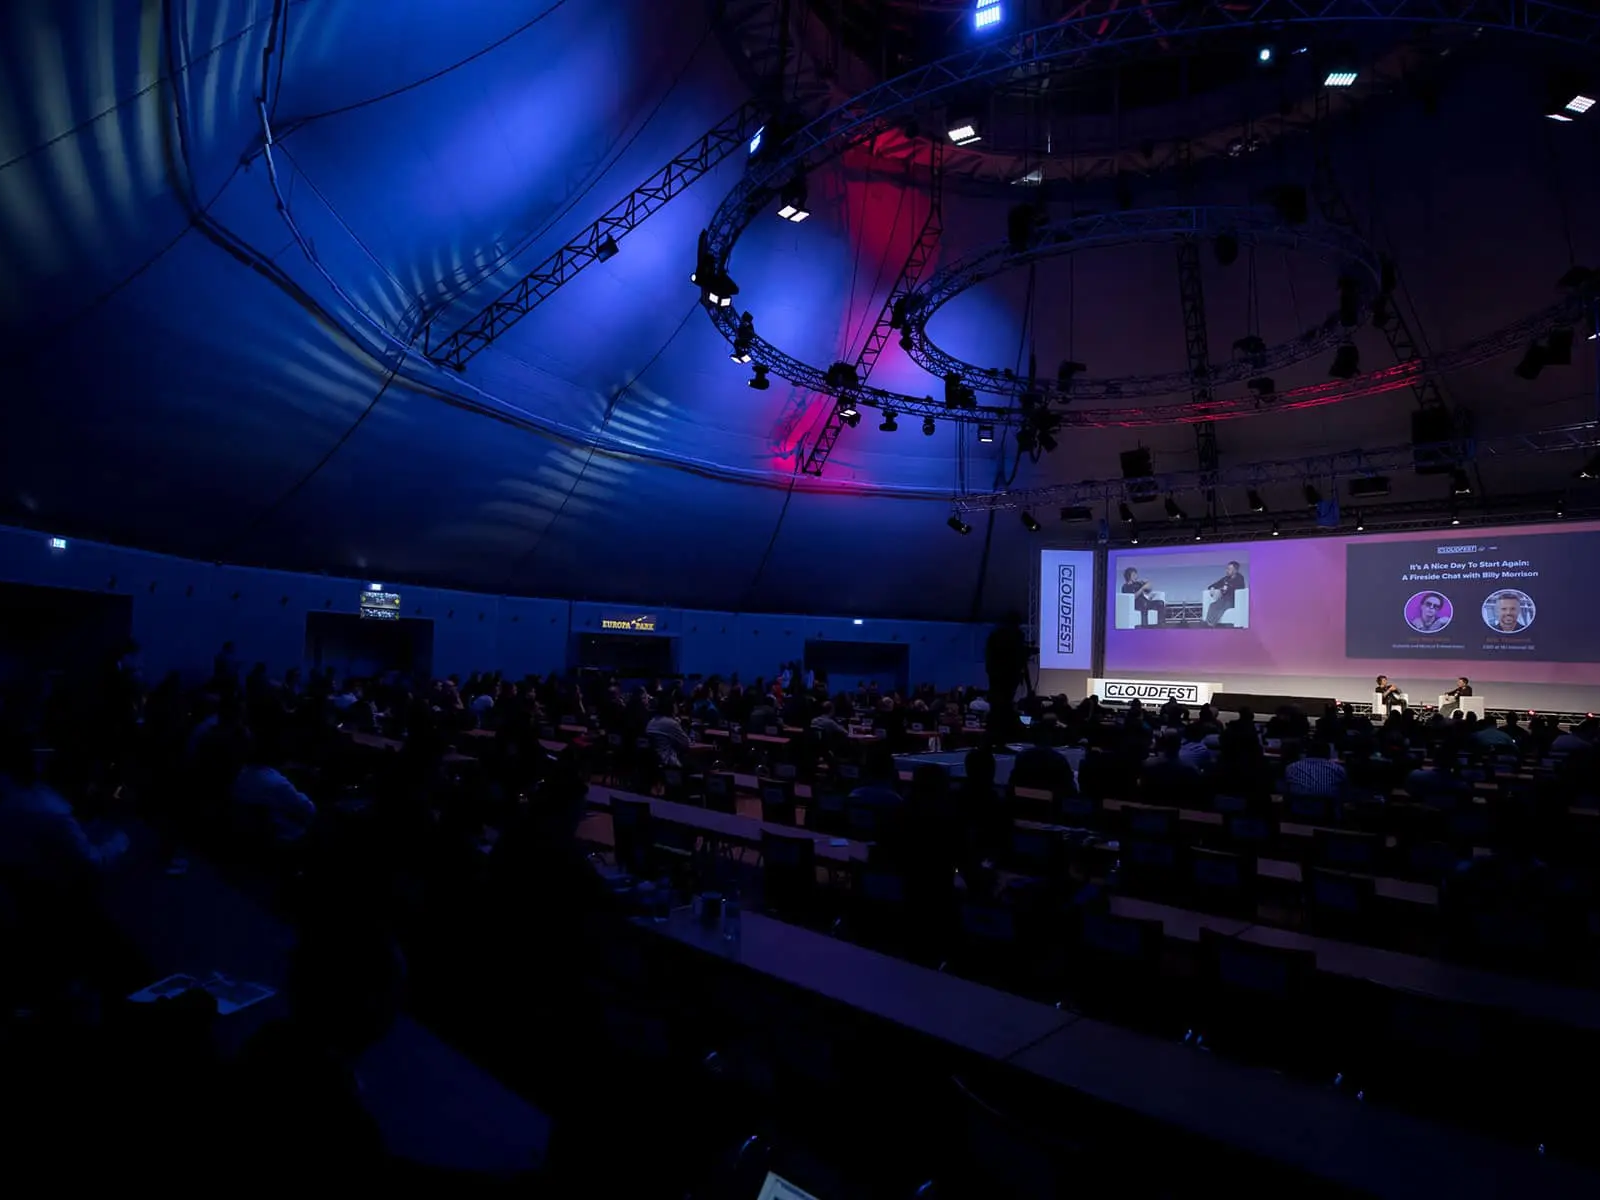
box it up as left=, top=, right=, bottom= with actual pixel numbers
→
left=1101, top=520, right=1600, bottom=713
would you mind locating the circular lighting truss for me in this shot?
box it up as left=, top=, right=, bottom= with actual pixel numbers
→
left=901, top=205, right=1380, bottom=404
left=704, top=0, right=1600, bottom=426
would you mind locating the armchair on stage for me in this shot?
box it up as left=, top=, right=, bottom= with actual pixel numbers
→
left=1204, top=587, right=1249, bottom=628
left=1438, top=694, right=1486, bottom=718
left=1116, top=590, right=1165, bottom=628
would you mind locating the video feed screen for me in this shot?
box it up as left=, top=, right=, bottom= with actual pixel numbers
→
left=1111, top=549, right=1250, bottom=630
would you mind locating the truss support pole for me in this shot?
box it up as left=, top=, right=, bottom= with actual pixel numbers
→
left=1309, top=91, right=1447, bottom=418
left=424, top=100, right=766, bottom=371
left=1174, top=140, right=1219, bottom=522
left=799, top=139, right=945, bottom=476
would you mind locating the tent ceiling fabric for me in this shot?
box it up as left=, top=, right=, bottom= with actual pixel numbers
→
left=0, top=0, right=1596, bottom=620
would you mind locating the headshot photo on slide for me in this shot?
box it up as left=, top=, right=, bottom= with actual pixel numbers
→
left=1404, top=590, right=1452, bottom=634
left=1482, top=589, right=1535, bottom=634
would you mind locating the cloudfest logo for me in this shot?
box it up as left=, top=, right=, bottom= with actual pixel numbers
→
left=1055, top=564, right=1076, bottom=657
left=1102, top=681, right=1202, bottom=704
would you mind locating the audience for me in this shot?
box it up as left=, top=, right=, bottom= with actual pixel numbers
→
left=4, top=640, right=1599, bottom=1185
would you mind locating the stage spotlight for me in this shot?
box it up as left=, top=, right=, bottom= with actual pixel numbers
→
left=1006, top=203, right=1044, bottom=253
left=1164, top=496, right=1186, bottom=521
left=1450, top=468, right=1473, bottom=496
left=692, top=231, right=737, bottom=307
left=1267, top=185, right=1308, bottom=225
left=776, top=175, right=810, bottom=223
left=1193, top=526, right=1204, bottom=542
left=977, top=423, right=995, bottom=443
left=1303, top=483, right=1321, bottom=507
left=1546, top=88, right=1594, bottom=122
left=730, top=312, right=755, bottom=363
left=947, top=118, right=981, bottom=146
left=1576, top=453, right=1600, bottom=480
left=1271, top=521, right=1281, bottom=536
left=837, top=396, right=859, bottom=420
left=1329, top=343, right=1360, bottom=379
left=595, top=235, right=619, bottom=262
left=879, top=410, right=898, bottom=433
left=1355, top=512, right=1366, bottom=531
left=1257, top=45, right=1275, bottom=65
left=948, top=513, right=972, bottom=535
left=1450, top=510, right=1461, bottom=526
left=1555, top=498, right=1566, bottom=518
left=1214, top=232, right=1239, bottom=266
left=1545, top=327, right=1575, bottom=366
left=1338, top=277, right=1361, bottom=326
left=1021, top=511, right=1041, bottom=532
left=1513, top=341, right=1548, bottom=381
left=1118, top=502, right=1135, bottom=524
left=922, top=416, right=936, bottom=436
left=1129, top=527, right=1140, bottom=545
left=1324, top=68, right=1358, bottom=87
left=974, top=0, right=1002, bottom=32
left=1246, top=489, right=1266, bottom=512
left=747, top=364, right=770, bottom=390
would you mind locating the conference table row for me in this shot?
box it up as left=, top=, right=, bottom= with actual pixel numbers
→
left=581, top=785, right=1600, bottom=1032
left=100, top=825, right=551, bottom=1174
left=628, top=896, right=1599, bottom=1199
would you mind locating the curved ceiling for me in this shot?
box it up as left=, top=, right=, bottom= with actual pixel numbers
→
left=0, top=0, right=1596, bottom=622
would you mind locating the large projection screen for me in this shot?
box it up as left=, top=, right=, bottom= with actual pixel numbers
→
left=1038, top=548, right=1096, bottom=671
left=1103, top=521, right=1600, bottom=711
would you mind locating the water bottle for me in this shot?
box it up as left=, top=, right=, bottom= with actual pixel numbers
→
left=722, top=895, right=742, bottom=948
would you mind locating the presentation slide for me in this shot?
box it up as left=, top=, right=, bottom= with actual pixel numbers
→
left=1345, top=531, right=1600, bottom=664
left=1038, top=548, right=1097, bottom=670
left=1102, top=521, right=1600, bottom=690
left=1112, top=549, right=1251, bottom=630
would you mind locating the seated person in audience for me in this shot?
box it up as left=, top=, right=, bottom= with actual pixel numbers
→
left=230, top=736, right=316, bottom=843
left=0, top=731, right=129, bottom=877
left=1140, top=730, right=1202, bottom=808
left=644, top=704, right=693, bottom=767
left=1281, top=739, right=1347, bottom=798
left=809, top=701, right=848, bottom=739
left=230, top=917, right=410, bottom=1184
left=1551, top=717, right=1597, bottom=756
left=1219, top=707, right=1262, bottom=758
left=744, top=692, right=779, bottom=733
left=1471, top=713, right=1517, bottom=751
left=1177, top=721, right=1213, bottom=771
left=1405, top=753, right=1470, bottom=803
left=1010, top=740, right=1076, bottom=797
left=955, top=748, right=1004, bottom=897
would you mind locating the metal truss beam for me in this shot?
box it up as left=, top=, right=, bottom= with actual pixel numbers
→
left=957, top=423, right=1600, bottom=513
left=710, top=1, right=1600, bottom=254
left=1309, top=89, right=1449, bottom=416
left=1080, top=493, right=1592, bottom=548
left=711, top=0, right=858, bottom=120
left=1172, top=136, right=1221, bottom=522
left=798, top=141, right=945, bottom=476
left=424, top=100, right=765, bottom=371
